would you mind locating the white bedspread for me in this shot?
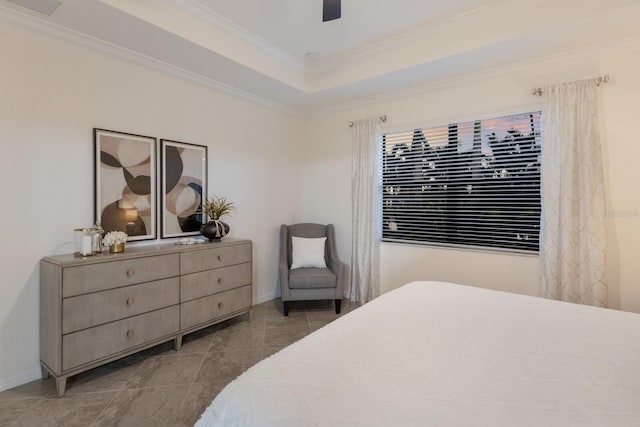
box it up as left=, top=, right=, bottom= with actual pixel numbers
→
left=196, top=281, right=640, bottom=426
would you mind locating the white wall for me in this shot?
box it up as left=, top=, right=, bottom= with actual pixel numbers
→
left=0, top=20, right=304, bottom=390
left=302, top=40, right=640, bottom=313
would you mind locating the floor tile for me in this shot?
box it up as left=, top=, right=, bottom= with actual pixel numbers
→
left=92, top=385, right=189, bottom=427
left=171, top=382, right=226, bottom=427
left=148, top=341, right=178, bottom=358
left=264, top=325, right=311, bottom=350
left=65, top=356, right=145, bottom=396
left=151, top=326, right=218, bottom=356
left=0, top=378, right=55, bottom=401
left=306, top=308, right=342, bottom=323
left=209, top=323, right=265, bottom=354
left=260, top=345, right=285, bottom=360
left=0, top=398, right=40, bottom=426
left=125, top=354, right=205, bottom=389
left=10, top=391, right=115, bottom=427
left=178, top=330, right=216, bottom=354
left=265, top=310, right=309, bottom=328
left=193, top=350, right=250, bottom=384
left=309, top=320, right=332, bottom=332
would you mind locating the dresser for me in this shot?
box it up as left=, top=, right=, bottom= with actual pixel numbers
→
left=40, top=238, right=252, bottom=396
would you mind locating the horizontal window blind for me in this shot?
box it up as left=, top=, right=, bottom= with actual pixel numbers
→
left=381, top=111, right=541, bottom=252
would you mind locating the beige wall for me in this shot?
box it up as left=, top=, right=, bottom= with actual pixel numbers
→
left=302, top=40, right=640, bottom=313
left=0, top=20, right=304, bottom=390
left=2, top=10, right=640, bottom=393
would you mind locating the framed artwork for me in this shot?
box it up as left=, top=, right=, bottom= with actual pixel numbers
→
left=160, top=139, right=207, bottom=238
left=94, top=128, right=157, bottom=241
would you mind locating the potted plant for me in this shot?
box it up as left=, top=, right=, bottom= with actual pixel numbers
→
left=103, top=231, right=128, bottom=253
left=200, top=195, right=236, bottom=241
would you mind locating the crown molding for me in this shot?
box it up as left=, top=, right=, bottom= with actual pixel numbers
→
left=317, top=0, right=541, bottom=68
left=3, top=1, right=637, bottom=120
left=307, top=35, right=640, bottom=118
left=173, top=0, right=305, bottom=70
left=0, top=4, right=302, bottom=117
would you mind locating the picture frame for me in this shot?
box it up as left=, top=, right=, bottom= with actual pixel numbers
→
left=160, top=139, right=208, bottom=238
left=94, top=128, right=157, bottom=241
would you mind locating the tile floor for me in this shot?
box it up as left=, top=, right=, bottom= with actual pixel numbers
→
left=0, top=298, right=355, bottom=427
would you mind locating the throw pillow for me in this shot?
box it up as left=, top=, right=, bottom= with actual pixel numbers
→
left=291, top=236, right=327, bottom=269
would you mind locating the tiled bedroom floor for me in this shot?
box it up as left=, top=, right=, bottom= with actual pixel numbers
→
left=0, top=298, right=355, bottom=427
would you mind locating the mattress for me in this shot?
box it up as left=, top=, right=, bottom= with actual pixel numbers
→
left=196, top=281, right=640, bottom=426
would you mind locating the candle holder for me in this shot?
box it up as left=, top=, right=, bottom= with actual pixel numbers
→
left=74, top=227, right=98, bottom=257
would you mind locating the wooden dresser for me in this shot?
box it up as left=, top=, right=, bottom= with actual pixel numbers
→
left=40, top=238, right=252, bottom=396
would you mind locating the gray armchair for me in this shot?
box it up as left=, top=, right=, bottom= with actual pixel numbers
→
left=279, top=223, right=347, bottom=316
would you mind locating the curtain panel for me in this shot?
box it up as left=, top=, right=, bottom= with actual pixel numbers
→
left=350, top=119, right=381, bottom=303
left=539, top=79, right=607, bottom=307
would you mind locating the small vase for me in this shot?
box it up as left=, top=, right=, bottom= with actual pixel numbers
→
left=200, top=220, right=230, bottom=242
left=109, top=242, right=125, bottom=253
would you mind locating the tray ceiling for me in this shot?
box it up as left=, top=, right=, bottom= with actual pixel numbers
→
left=2, top=0, right=639, bottom=112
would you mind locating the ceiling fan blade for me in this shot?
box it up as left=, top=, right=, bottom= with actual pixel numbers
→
left=323, top=0, right=341, bottom=22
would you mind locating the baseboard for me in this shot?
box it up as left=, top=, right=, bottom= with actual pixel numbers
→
left=255, top=290, right=278, bottom=305
left=0, top=366, right=42, bottom=392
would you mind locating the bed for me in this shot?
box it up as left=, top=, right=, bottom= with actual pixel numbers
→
left=196, top=281, right=640, bottom=426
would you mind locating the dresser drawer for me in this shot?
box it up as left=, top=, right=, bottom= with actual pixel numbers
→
left=181, top=263, right=251, bottom=302
left=62, top=305, right=179, bottom=371
left=62, top=254, right=179, bottom=297
left=180, top=243, right=251, bottom=275
left=62, top=278, right=179, bottom=334
left=181, top=285, right=251, bottom=330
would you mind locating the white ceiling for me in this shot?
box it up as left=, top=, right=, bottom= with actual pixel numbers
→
left=2, top=0, right=640, bottom=112
left=195, top=0, right=498, bottom=59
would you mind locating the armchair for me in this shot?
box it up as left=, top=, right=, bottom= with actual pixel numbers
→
left=279, top=223, right=347, bottom=316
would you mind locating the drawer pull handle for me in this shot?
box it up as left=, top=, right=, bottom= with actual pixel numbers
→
left=217, top=255, right=222, bottom=262
left=217, top=277, right=223, bottom=284
left=126, top=329, right=135, bottom=337
left=126, top=298, right=135, bottom=306
left=126, top=269, right=135, bottom=278
left=218, top=302, right=223, bottom=309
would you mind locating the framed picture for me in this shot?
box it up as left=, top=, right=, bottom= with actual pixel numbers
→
left=94, top=128, right=157, bottom=241
left=160, top=139, right=207, bottom=238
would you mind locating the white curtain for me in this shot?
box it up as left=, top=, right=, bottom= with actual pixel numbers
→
left=539, top=79, right=607, bottom=307
left=350, top=118, right=381, bottom=304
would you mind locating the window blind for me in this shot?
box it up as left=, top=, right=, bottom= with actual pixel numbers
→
left=381, top=111, right=541, bottom=252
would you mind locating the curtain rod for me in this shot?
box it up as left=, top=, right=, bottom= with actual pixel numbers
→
left=532, top=74, right=609, bottom=96
left=349, top=115, right=387, bottom=127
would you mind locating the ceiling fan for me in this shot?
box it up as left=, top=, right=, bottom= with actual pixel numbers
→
left=323, top=0, right=341, bottom=22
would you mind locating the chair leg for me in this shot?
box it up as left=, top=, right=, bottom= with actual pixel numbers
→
left=335, top=299, right=342, bottom=314
left=283, top=301, right=289, bottom=317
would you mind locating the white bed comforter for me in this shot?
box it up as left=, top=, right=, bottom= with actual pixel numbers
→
left=196, top=281, right=640, bottom=426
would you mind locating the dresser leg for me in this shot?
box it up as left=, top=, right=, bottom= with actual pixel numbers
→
left=40, top=363, right=50, bottom=380
left=174, top=334, right=183, bottom=351
left=248, top=308, right=254, bottom=322
left=55, top=376, right=67, bottom=397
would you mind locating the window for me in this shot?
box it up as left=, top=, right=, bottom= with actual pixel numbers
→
left=381, top=111, right=541, bottom=253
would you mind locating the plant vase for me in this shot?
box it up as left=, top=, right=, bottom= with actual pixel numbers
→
left=109, top=242, right=125, bottom=253
left=200, top=219, right=229, bottom=242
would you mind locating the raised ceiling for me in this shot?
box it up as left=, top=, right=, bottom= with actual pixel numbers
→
left=195, top=0, right=498, bottom=59
left=2, top=0, right=639, bottom=112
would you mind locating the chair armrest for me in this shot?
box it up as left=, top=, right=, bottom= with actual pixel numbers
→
left=279, top=224, right=291, bottom=300
left=326, top=224, right=348, bottom=298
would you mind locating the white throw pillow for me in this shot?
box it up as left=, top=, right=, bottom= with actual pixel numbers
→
left=291, top=236, right=327, bottom=269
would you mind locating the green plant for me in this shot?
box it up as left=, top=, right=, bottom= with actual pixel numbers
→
left=202, top=195, right=236, bottom=220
